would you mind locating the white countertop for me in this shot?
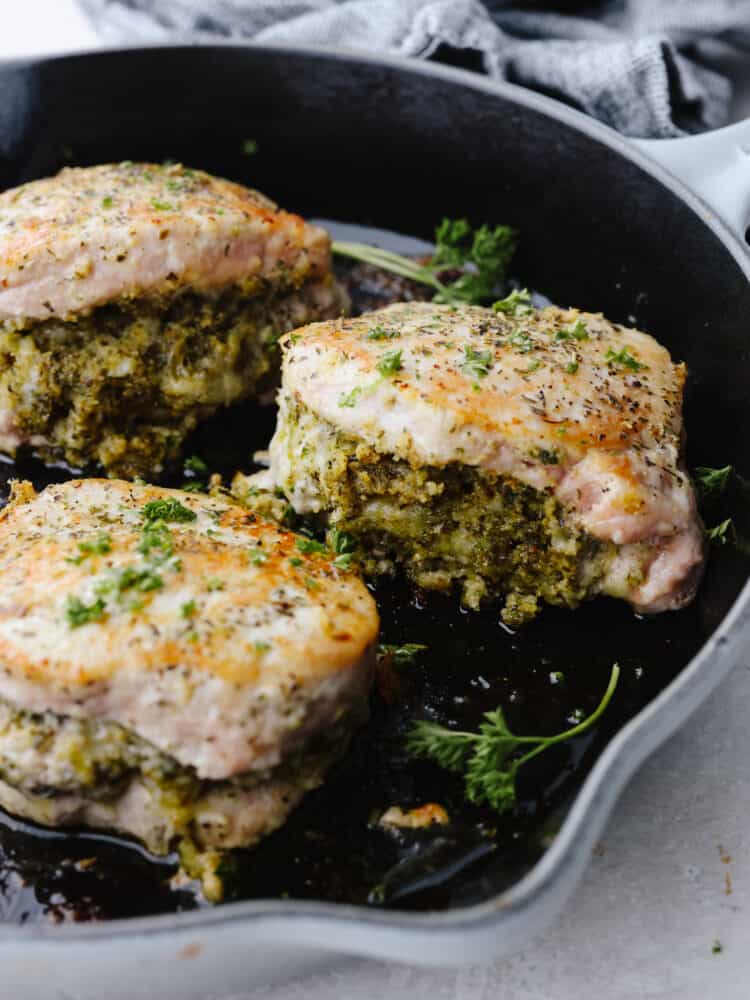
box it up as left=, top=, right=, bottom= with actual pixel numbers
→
left=4, top=3, right=750, bottom=998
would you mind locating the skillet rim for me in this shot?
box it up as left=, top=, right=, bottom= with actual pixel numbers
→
left=0, top=40, right=747, bottom=951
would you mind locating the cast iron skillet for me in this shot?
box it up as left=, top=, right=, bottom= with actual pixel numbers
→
left=0, top=44, right=748, bottom=999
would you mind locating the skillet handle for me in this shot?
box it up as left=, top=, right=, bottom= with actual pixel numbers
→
left=632, top=119, right=750, bottom=247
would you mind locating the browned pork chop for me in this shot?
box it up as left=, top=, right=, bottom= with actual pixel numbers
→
left=0, top=162, right=347, bottom=475
left=252, top=301, right=705, bottom=622
left=0, top=479, right=377, bottom=897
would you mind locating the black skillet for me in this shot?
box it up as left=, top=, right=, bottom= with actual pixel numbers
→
left=0, top=44, right=747, bottom=997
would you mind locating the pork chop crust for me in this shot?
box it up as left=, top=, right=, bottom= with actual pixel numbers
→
left=0, top=162, right=332, bottom=324
left=0, top=479, right=378, bottom=780
left=265, top=301, right=705, bottom=617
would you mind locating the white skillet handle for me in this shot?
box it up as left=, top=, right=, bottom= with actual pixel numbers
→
left=632, top=119, right=750, bottom=247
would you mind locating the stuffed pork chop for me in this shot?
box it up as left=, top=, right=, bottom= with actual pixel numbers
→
left=0, top=162, right=347, bottom=476
left=241, top=300, right=706, bottom=626
left=0, top=479, right=377, bottom=899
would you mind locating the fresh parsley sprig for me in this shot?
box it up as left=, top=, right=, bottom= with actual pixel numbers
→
left=693, top=465, right=732, bottom=502
left=407, top=663, right=620, bottom=815
left=332, top=217, right=517, bottom=307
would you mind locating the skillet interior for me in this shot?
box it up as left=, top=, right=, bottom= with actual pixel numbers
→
left=0, top=46, right=748, bottom=925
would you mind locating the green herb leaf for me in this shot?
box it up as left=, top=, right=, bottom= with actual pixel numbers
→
left=185, top=455, right=208, bottom=474
left=707, top=518, right=733, bottom=545
left=72, top=532, right=112, bottom=561
left=150, top=199, right=175, bottom=212
left=565, top=361, right=579, bottom=375
left=493, top=288, right=533, bottom=317
left=365, top=325, right=400, bottom=341
left=180, top=600, right=196, bottom=618
left=469, top=224, right=517, bottom=282
left=554, top=319, right=589, bottom=342
left=605, top=347, right=647, bottom=372
left=251, top=550, right=268, bottom=566
left=461, top=346, right=493, bottom=381
left=295, top=536, right=327, bottom=555
left=376, top=349, right=403, bottom=377
left=101, top=196, right=113, bottom=209
left=65, top=595, right=107, bottom=628
left=138, top=521, right=174, bottom=558
left=378, top=643, right=428, bottom=666
left=142, top=498, right=197, bottom=525
left=332, top=217, right=517, bottom=307
left=431, top=218, right=474, bottom=269
left=327, top=527, right=357, bottom=556
left=693, top=465, right=733, bottom=501
left=407, top=663, right=619, bottom=816
left=508, top=328, right=534, bottom=354
left=338, top=387, right=362, bottom=408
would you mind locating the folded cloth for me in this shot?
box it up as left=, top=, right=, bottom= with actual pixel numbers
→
left=78, top=0, right=750, bottom=136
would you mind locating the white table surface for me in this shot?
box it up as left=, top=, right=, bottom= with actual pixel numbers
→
left=4, top=4, right=750, bottom=998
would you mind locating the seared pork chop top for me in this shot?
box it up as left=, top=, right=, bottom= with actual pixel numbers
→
left=0, top=162, right=332, bottom=324
left=0, top=480, right=378, bottom=780
left=277, top=302, right=696, bottom=546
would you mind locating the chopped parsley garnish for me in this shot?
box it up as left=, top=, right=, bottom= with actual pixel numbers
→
left=142, top=498, right=197, bottom=525
left=537, top=448, right=560, bottom=465
left=242, top=139, right=258, bottom=156
left=68, top=532, right=112, bottom=563
left=338, top=387, right=362, bottom=408
left=254, top=640, right=271, bottom=652
left=332, top=217, right=517, bottom=306
left=101, top=196, right=113, bottom=209
left=327, top=527, right=357, bottom=569
left=184, top=455, right=208, bottom=474
left=150, top=199, right=175, bottom=212
left=407, top=663, right=619, bottom=815
left=205, top=577, right=225, bottom=591
left=289, top=557, right=303, bottom=567
left=555, top=319, right=589, bottom=341
left=101, top=565, right=164, bottom=597
left=605, top=347, right=647, bottom=372
left=376, top=349, right=403, bottom=377
left=707, top=518, right=733, bottom=545
left=182, top=482, right=206, bottom=493
left=461, top=346, right=493, bottom=381
left=694, top=465, right=732, bottom=501
left=378, top=643, right=428, bottom=666
left=366, top=325, right=400, bottom=340
left=493, top=288, right=533, bottom=317
left=508, top=328, right=534, bottom=354
left=180, top=600, right=196, bottom=618
left=138, top=521, right=174, bottom=558
left=565, top=361, right=579, bottom=375
left=251, top=550, right=268, bottom=566
left=295, top=536, right=326, bottom=555
left=65, top=596, right=107, bottom=628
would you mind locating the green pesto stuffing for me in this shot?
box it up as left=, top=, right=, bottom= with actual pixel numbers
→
left=0, top=280, right=338, bottom=478
left=249, top=400, right=645, bottom=627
